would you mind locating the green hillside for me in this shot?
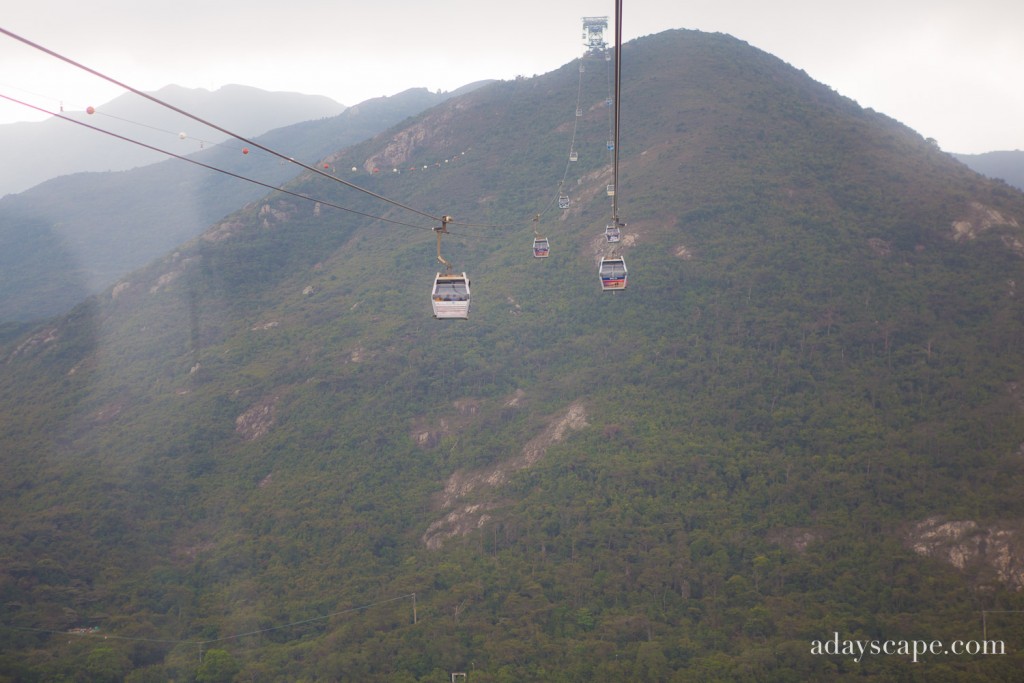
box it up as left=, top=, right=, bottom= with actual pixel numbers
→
left=3, top=29, right=1024, bottom=681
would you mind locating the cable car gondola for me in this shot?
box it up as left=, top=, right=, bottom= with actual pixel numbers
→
left=432, top=272, right=471, bottom=318
left=558, top=194, right=570, bottom=209
left=533, top=237, right=550, bottom=258
left=431, top=216, right=470, bottom=319
left=604, top=223, right=621, bottom=242
left=599, top=256, right=627, bottom=290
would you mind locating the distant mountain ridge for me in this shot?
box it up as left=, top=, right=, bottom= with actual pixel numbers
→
left=0, top=84, right=346, bottom=196
left=955, top=149, right=1024, bottom=192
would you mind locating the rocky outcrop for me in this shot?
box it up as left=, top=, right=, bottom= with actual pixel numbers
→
left=908, top=517, right=1024, bottom=590
left=235, top=394, right=279, bottom=442
left=422, top=401, right=589, bottom=550
left=951, top=201, right=1021, bottom=248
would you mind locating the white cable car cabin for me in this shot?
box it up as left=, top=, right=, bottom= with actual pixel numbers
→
left=599, top=257, right=627, bottom=291
left=533, top=237, right=550, bottom=258
left=604, top=223, right=621, bottom=242
left=569, top=150, right=578, bottom=162
left=558, top=194, right=570, bottom=209
left=431, top=272, right=471, bottom=319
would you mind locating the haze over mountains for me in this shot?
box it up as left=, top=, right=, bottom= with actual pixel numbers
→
left=956, top=150, right=1024, bottom=193
left=0, top=84, right=346, bottom=197
left=3, top=29, right=1024, bottom=681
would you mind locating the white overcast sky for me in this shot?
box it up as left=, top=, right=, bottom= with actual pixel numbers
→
left=0, top=0, right=1021, bottom=154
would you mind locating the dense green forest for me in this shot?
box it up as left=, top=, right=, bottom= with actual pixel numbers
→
left=3, top=29, right=1024, bottom=681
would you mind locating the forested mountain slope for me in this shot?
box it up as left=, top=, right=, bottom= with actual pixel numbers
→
left=3, top=29, right=1024, bottom=681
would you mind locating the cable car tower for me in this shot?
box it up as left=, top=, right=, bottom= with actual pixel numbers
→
left=581, top=16, right=609, bottom=57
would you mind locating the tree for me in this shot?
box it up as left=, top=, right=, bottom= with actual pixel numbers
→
left=196, top=649, right=241, bottom=683
left=83, top=647, right=131, bottom=683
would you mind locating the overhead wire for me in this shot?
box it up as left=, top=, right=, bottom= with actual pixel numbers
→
left=611, top=0, right=624, bottom=227
left=605, top=44, right=615, bottom=169
left=0, top=26, right=446, bottom=226
left=524, top=23, right=608, bottom=247
left=0, top=92, right=443, bottom=235
left=539, top=54, right=588, bottom=220
left=85, top=108, right=227, bottom=151
left=2, top=24, right=604, bottom=241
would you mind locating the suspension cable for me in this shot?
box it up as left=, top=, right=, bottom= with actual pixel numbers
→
left=0, top=92, right=443, bottom=235
left=611, top=0, right=623, bottom=226
left=0, top=26, right=444, bottom=224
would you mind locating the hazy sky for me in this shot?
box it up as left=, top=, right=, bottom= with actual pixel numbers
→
left=1, top=0, right=1021, bottom=154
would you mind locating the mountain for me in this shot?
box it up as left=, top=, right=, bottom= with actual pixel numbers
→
left=955, top=150, right=1024, bottom=192
left=0, top=86, right=479, bottom=322
left=0, top=84, right=346, bottom=197
left=3, top=29, right=1024, bottom=681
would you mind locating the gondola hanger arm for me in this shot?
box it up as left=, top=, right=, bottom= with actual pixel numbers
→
left=435, top=215, right=453, bottom=273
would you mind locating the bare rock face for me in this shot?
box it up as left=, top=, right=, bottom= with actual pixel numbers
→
left=235, top=395, right=279, bottom=442
left=951, top=201, right=1022, bottom=251
left=908, top=517, right=1024, bottom=590
left=422, top=401, right=589, bottom=550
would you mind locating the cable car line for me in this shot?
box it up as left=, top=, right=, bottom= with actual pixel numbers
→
left=0, top=92, right=445, bottom=236
left=526, top=32, right=595, bottom=257
left=599, top=0, right=629, bottom=291
left=0, top=26, right=447, bottom=226
left=0, top=78, right=228, bottom=153
left=3, top=14, right=633, bottom=314
left=88, top=107, right=227, bottom=151
left=611, top=0, right=624, bottom=228
left=1, top=26, right=577, bottom=243
left=545, top=52, right=588, bottom=218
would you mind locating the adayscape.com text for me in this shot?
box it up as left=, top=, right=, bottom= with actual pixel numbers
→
left=810, top=632, right=1006, bottom=663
